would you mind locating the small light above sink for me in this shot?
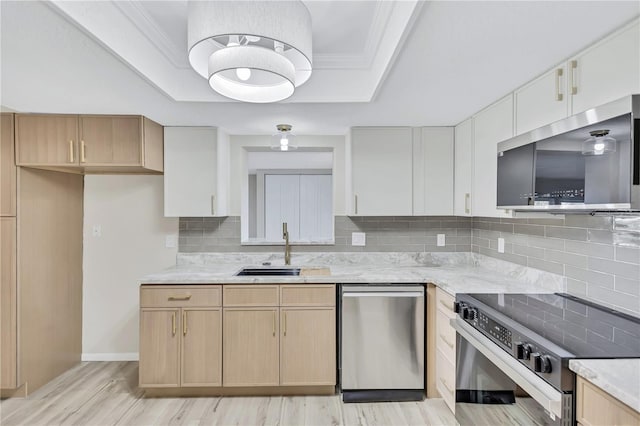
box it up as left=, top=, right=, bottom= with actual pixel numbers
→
left=236, top=268, right=301, bottom=276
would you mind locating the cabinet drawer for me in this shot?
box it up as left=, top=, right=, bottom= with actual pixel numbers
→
left=280, top=285, right=335, bottom=307
left=140, top=286, right=221, bottom=308
left=436, top=347, right=456, bottom=413
left=223, top=285, right=279, bottom=307
left=436, top=308, right=456, bottom=362
left=436, top=288, right=456, bottom=317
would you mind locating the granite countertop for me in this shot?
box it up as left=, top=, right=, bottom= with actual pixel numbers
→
left=569, top=359, right=640, bottom=414
left=139, top=252, right=566, bottom=296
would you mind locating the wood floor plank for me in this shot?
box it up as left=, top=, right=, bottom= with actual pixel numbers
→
left=1, top=362, right=465, bottom=426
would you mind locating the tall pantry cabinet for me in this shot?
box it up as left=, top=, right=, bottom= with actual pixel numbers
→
left=0, top=114, right=84, bottom=397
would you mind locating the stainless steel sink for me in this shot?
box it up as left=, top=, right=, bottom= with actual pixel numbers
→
left=235, top=267, right=301, bottom=276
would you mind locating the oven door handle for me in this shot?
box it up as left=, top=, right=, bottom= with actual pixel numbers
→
left=451, top=317, right=564, bottom=419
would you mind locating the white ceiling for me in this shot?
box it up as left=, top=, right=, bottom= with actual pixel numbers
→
left=1, top=1, right=639, bottom=135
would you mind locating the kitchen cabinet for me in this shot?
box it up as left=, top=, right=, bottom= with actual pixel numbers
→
left=472, top=95, right=514, bottom=218
left=1, top=217, right=17, bottom=389
left=164, top=127, right=229, bottom=217
left=514, top=19, right=639, bottom=136
left=139, top=284, right=336, bottom=395
left=139, top=309, right=181, bottom=387
left=514, top=63, right=569, bottom=135
left=15, top=114, right=79, bottom=167
left=139, top=285, right=223, bottom=388
left=435, top=288, right=457, bottom=413
left=350, top=127, right=413, bottom=216
left=223, top=308, right=280, bottom=387
left=570, top=19, right=640, bottom=116
left=413, top=127, right=454, bottom=216
left=1, top=114, right=16, bottom=216
left=576, top=376, right=640, bottom=426
left=15, top=113, right=163, bottom=174
left=454, top=119, right=473, bottom=216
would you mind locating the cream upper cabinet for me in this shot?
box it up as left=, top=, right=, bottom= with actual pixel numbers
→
left=350, top=127, right=413, bottom=216
left=514, top=63, right=569, bottom=135
left=570, top=19, right=640, bottom=115
left=413, top=127, right=454, bottom=216
left=454, top=119, right=473, bottom=216
left=164, top=127, right=228, bottom=217
left=472, top=95, right=514, bottom=218
left=515, top=19, right=640, bottom=136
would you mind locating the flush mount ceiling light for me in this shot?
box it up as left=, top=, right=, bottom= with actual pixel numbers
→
left=582, top=129, right=617, bottom=156
left=271, top=124, right=297, bottom=151
left=187, top=1, right=312, bottom=103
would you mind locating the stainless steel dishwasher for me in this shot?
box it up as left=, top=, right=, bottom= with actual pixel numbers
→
left=340, top=284, right=425, bottom=402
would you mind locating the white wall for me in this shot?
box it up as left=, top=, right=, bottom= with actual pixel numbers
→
left=82, top=175, right=178, bottom=360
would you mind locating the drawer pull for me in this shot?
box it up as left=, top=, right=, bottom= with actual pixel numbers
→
left=439, top=377, right=454, bottom=395
left=554, top=68, right=564, bottom=101
left=69, top=140, right=74, bottom=163
left=440, top=333, right=454, bottom=349
left=168, top=294, right=192, bottom=301
left=439, top=299, right=452, bottom=311
left=171, top=312, right=176, bottom=336
left=283, top=312, right=287, bottom=336
left=272, top=311, right=276, bottom=337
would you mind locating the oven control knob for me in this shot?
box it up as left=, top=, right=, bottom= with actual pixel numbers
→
left=453, top=302, right=461, bottom=313
left=462, top=307, right=471, bottom=320
left=521, top=343, right=533, bottom=360
left=540, top=355, right=552, bottom=373
left=516, top=343, right=525, bottom=359
left=530, top=353, right=551, bottom=373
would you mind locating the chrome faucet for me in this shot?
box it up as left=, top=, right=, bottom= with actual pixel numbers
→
left=282, top=222, right=291, bottom=265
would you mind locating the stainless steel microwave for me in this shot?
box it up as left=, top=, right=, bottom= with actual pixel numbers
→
left=497, top=95, right=640, bottom=212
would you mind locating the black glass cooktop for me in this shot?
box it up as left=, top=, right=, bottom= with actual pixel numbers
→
left=465, top=293, right=640, bottom=359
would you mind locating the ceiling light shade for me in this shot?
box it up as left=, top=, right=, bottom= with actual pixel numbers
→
left=271, top=124, right=297, bottom=151
left=582, top=129, right=616, bottom=156
left=188, top=1, right=313, bottom=103
left=208, top=46, right=296, bottom=103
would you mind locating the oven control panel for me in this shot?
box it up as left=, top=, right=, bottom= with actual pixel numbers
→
left=477, top=313, right=512, bottom=348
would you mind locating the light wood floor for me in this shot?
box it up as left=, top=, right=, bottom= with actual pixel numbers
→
left=0, top=362, right=457, bottom=426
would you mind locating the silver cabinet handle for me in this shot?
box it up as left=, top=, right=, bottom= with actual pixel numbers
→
left=464, top=193, right=470, bottom=215
left=569, top=60, right=578, bottom=95
left=354, top=195, right=358, bottom=215
left=211, top=194, right=216, bottom=216
left=554, top=68, right=563, bottom=101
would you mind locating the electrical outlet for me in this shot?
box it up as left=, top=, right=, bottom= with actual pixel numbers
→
left=352, top=232, right=366, bottom=246
left=437, top=234, right=445, bottom=247
left=165, top=234, right=178, bottom=248
left=92, top=225, right=102, bottom=237
left=498, top=237, right=505, bottom=253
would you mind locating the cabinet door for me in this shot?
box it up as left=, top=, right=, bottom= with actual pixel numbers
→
left=79, top=116, right=141, bottom=166
left=351, top=127, right=413, bottom=216
left=181, top=308, right=222, bottom=387
left=1, top=217, right=17, bottom=388
left=164, top=127, right=218, bottom=217
left=139, top=309, right=180, bottom=387
left=15, top=114, right=79, bottom=166
left=454, top=119, right=473, bottom=216
left=280, top=308, right=336, bottom=386
left=1, top=114, right=16, bottom=216
left=223, top=308, right=279, bottom=386
left=413, top=127, right=454, bottom=215
left=571, top=20, right=640, bottom=115
left=472, top=95, right=514, bottom=218
left=515, top=64, right=568, bottom=135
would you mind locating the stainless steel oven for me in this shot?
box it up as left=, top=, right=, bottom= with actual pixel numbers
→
left=452, top=317, right=572, bottom=426
left=452, top=292, right=640, bottom=426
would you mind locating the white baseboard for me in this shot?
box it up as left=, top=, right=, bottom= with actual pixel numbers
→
left=81, top=352, right=139, bottom=361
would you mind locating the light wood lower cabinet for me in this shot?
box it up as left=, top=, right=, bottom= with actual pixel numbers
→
left=139, top=285, right=223, bottom=388
left=577, top=376, right=640, bottom=426
left=1, top=217, right=17, bottom=389
left=139, top=309, right=181, bottom=388
left=280, top=308, right=336, bottom=386
left=182, top=308, right=222, bottom=387
left=223, top=308, right=279, bottom=387
left=139, top=284, right=337, bottom=394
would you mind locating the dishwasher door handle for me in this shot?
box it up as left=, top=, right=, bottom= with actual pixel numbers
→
left=343, top=291, right=424, bottom=298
